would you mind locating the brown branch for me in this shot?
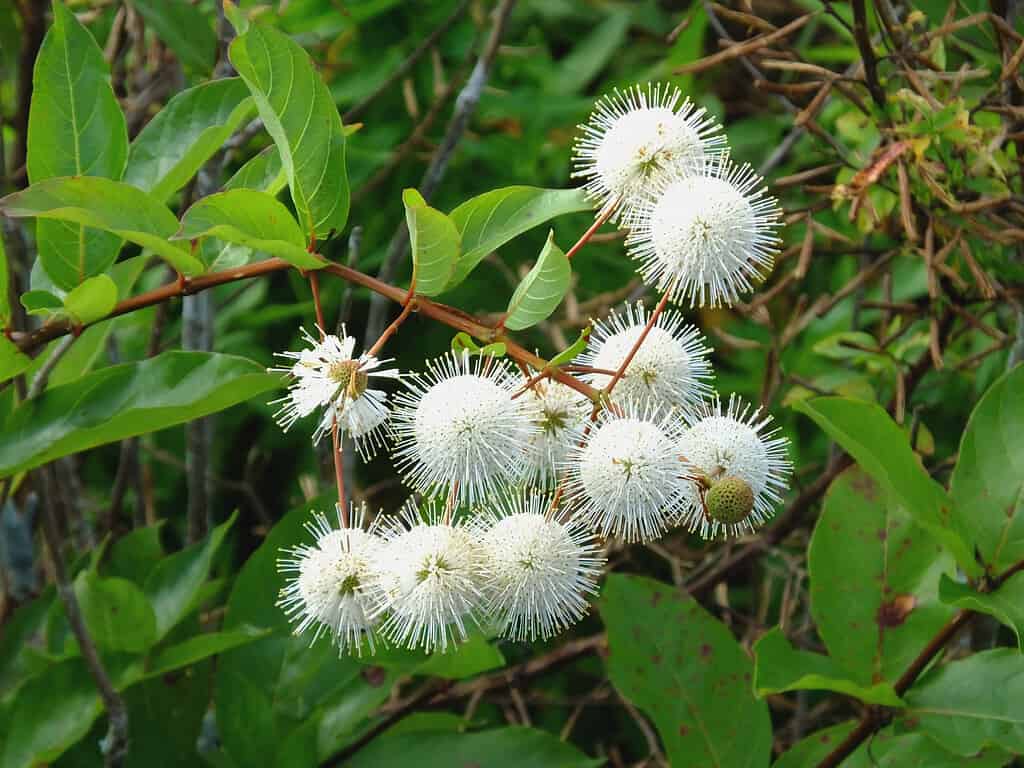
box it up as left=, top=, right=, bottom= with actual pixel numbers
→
left=852, top=0, right=886, bottom=109
left=674, top=13, right=817, bottom=75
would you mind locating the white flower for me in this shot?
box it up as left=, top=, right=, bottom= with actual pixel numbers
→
left=573, top=82, right=725, bottom=226
left=520, top=380, right=589, bottom=487
left=366, top=501, right=485, bottom=653
left=391, top=351, right=539, bottom=505
left=270, top=326, right=400, bottom=458
left=627, top=155, right=782, bottom=307
left=563, top=402, right=692, bottom=543
left=277, top=503, right=385, bottom=656
left=579, top=300, right=713, bottom=414
left=676, top=394, right=791, bottom=539
left=479, top=491, right=604, bottom=642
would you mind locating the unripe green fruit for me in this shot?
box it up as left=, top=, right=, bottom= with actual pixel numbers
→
left=705, top=476, right=754, bottom=525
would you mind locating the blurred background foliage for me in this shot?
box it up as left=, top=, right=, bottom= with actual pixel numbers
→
left=1, top=0, right=1023, bottom=766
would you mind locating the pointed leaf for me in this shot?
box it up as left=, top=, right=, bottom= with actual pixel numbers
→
left=503, top=230, right=570, bottom=330
left=546, top=326, right=591, bottom=368
left=402, top=188, right=459, bottom=297
left=147, top=627, right=270, bottom=678
left=794, top=396, right=976, bottom=573
left=129, top=0, right=216, bottom=72
left=0, top=177, right=203, bottom=276
left=62, top=274, right=117, bottom=325
left=226, top=146, right=286, bottom=194
left=176, top=189, right=324, bottom=269
left=0, top=352, right=278, bottom=478
left=27, top=0, right=128, bottom=290
left=125, top=78, right=255, bottom=202
left=950, top=365, right=1024, bottom=573
left=229, top=24, right=349, bottom=239
left=446, top=186, right=592, bottom=290
left=19, top=290, right=63, bottom=317
left=939, top=572, right=1024, bottom=650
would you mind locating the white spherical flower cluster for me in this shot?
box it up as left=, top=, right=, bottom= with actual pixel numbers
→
left=269, top=326, right=399, bottom=458
left=677, top=395, right=793, bottom=539
left=391, top=350, right=540, bottom=505
left=579, top=300, right=713, bottom=414
left=520, top=380, right=589, bottom=487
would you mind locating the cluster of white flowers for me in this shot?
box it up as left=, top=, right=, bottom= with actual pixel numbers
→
left=272, top=83, right=792, bottom=656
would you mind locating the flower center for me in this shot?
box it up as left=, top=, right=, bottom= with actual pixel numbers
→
left=328, top=360, right=369, bottom=398
left=338, top=574, right=360, bottom=596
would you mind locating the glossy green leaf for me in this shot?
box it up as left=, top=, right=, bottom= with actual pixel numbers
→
left=63, top=274, right=117, bottom=325
left=753, top=627, right=904, bottom=706
left=0, top=177, right=204, bottom=276
left=75, top=571, right=157, bottom=653
left=949, top=365, right=1024, bottom=573
left=176, top=190, right=324, bottom=269
left=147, top=627, right=270, bottom=677
left=903, top=649, right=1024, bottom=756
left=402, top=188, right=460, bottom=297
left=144, top=513, right=236, bottom=639
left=939, top=572, right=1024, bottom=650
left=808, top=468, right=955, bottom=686
left=125, top=78, right=255, bottom=202
left=229, top=23, right=349, bottom=239
left=794, top=396, right=976, bottom=573
left=0, top=337, right=31, bottom=386
left=446, top=186, right=592, bottom=290
left=346, top=724, right=601, bottom=768
left=129, top=0, right=216, bottom=72
left=0, top=352, right=278, bottom=478
left=27, top=1, right=127, bottom=290
left=19, top=289, right=63, bottom=317
left=0, top=659, right=102, bottom=768
left=600, top=573, right=771, bottom=768
left=226, top=146, right=286, bottom=195
left=503, top=230, right=570, bottom=331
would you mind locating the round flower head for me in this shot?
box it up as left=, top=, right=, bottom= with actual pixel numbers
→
left=277, top=503, right=385, bottom=656
left=520, top=379, right=589, bottom=487
left=676, top=394, right=791, bottom=539
left=391, top=351, right=539, bottom=505
left=563, top=402, right=692, bottom=543
left=628, top=155, right=783, bottom=307
left=367, top=501, right=485, bottom=653
left=270, top=326, right=400, bottom=458
left=480, top=491, right=605, bottom=642
left=579, top=301, right=713, bottom=415
left=573, top=82, right=725, bottom=226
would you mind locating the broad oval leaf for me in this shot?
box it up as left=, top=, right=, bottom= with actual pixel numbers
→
left=0, top=351, right=278, bottom=478
left=62, top=274, right=117, bottom=325
left=229, top=24, right=349, bottom=239
left=600, top=573, right=772, bottom=768
left=27, top=0, right=128, bottom=290
left=129, top=0, right=216, bottom=72
left=176, top=190, right=324, bottom=270
left=902, top=648, right=1024, bottom=756
left=808, top=468, right=955, bottom=685
left=74, top=571, right=157, bottom=653
left=226, top=146, right=286, bottom=195
left=794, top=396, right=976, bottom=573
left=503, top=230, right=570, bottom=331
left=939, top=572, right=1024, bottom=650
left=950, top=365, right=1024, bottom=573
left=125, top=78, right=255, bottom=203
left=446, top=186, right=592, bottom=291
left=0, top=177, right=203, bottom=276
left=402, top=188, right=460, bottom=297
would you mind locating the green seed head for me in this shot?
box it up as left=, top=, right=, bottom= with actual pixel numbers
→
left=329, top=360, right=369, bottom=398
left=705, top=476, right=754, bottom=525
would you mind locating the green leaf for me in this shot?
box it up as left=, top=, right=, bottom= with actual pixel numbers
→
left=939, top=572, right=1024, bottom=650
left=176, top=190, right=324, bottom=269
left=75, top=571, right=157, bottom=653
left=808, top=468, right=955, bottom=686
left=0, top=231, right=9, bottom=326
left=129, top=0, right=216, bottom=72
left=103, top=523, right=164, bottom=585
left=415, top=633, right=505, bottom=679
left=147, top=627, right=270, bottom=678
left=753, top=627, right=904, bottom=706
left=19, top=289, right=63, bottom=317
left=0, top=659, right=102, bottom=768
left=225, top=146, right=285, bottom=195
left=0, top=337, right=31, bottom=386
left=503, top=230, right=570, bottom=331
left=446, top=186, right=593, bottom=291
left=229, top=23, right=349, bottom=239
left=902, top=649, right=1024, bottom=756
left=345, top=723, right=601, bottom=768
left=402, top=188, right=460, bottom=297
left=144, top=513, right=236, bottom=639
left=774, top=722, right=857, bottom=768
left=63, top=274, right=117, bottom=325
left=125, top=78, right=255, bottom=203
left=546, top=10, right=630, bottom=96
left=949, top=365, right=1024, bottom=573
left=794, top=396, right=976, bottom=573
left=0, top=352, right=278, bottom=478
left=0, top=177, right=204, bottom=276
left=546, top=326, right=591, bottom=369
left=223, top=0, right=249, bottom=34
left=451, top=332, right=482, bottom=354
left=600, top=573, right=771, bottom=768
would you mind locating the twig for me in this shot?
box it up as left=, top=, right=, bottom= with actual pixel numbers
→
left=25, top=335, right=75, bottom=399
left=674, top=13, right=816, bottom=75
left=852, top=0, right=887, bottom=108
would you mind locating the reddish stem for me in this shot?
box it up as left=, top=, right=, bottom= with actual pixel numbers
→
left=565, top=201, right=618, bottom=261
